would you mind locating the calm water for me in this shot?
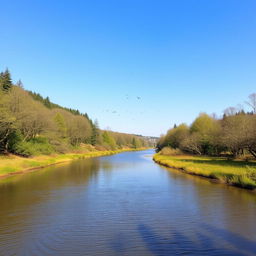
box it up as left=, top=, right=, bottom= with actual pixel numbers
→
left=0, top=150, right=256, bottom=256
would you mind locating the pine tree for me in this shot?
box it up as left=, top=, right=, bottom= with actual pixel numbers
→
left=91, top=120, right=99, bottom=145
left=44, top=96, right=52, bottom=108
left=0, top=68, right=12, bottom=91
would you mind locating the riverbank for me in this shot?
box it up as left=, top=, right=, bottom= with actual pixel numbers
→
left=153, top=153, right=256, bottom=190
left=0, top=148, right=148, bottom=180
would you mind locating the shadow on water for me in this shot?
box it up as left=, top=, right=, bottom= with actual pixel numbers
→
left=110, top=232, right=129, bottom=255
left=137, top=223, right=256, bottom=256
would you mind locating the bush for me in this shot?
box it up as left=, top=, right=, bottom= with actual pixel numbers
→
left=94, top=145, right=107, bottom=151
left=8, top=130, right=23, bottom=153
left=14, top=137, right=54, bottom=157
left=14, top=141, right=37, bottom=156
left=160, top=147, right=183, bottom=156
left=49, top=138, right=70, bottom=153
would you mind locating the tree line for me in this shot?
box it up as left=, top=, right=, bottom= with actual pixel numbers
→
left=157, top=94, right=256, bottom=159
left=0, top=69, right=149, bottom=156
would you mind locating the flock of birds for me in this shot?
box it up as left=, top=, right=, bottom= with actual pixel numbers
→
left=102, top=95, right=143, bottom=117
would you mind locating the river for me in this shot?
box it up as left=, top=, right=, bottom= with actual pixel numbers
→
left=0, top=150, right=255, bottom=255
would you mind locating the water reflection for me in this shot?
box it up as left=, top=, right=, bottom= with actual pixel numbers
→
left=0, top=159, right=101, bottom=210
left=0, top=150, right=255, bottom=256
left=164, top=165, right=256, bottom=240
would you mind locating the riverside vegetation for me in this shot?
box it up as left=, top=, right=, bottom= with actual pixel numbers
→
left=0, top=69, right=152, bottom=177
left=155, top=94, right=256, bottom=190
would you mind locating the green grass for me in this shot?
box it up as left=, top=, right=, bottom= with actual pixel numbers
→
left=0, top=148, right=148, bottom=178
left=153, top=153, right=256, bottom=190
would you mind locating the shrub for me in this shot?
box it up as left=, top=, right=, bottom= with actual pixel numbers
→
left=160, top=147, right=183, bottom=156
left=94, top=145, right=107, bottom=151
left=14, top=137, right=54, bottom=156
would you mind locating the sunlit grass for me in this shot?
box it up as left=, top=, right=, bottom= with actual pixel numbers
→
left=153, top=154, right=256, bottom=189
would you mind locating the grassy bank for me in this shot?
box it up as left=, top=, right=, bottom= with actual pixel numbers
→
left=153, top=153, right=256, bottom=190
left=0, top=148, right=148, bottom=179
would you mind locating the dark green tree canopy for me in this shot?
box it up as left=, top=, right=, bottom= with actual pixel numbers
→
left=0, top=68, right=12, bottom=91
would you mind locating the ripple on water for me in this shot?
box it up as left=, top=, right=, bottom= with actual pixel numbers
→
left=0, top=150, right=255, bottom=256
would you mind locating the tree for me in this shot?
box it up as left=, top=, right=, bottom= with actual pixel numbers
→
left=221, top=114, right=249, bottom=157
left=223, top=107, right=238, bottom=116
left=54, top=112, right=67, bottom=138
left=0, top=69, right=12, bottom=91
left=190, top=113, right=221, bottom=155
left=44, top=97, right=52, bottom=108
left=67, top=115, right=92, bottom=146
left=0, top=90, right=16, bottom=152
left=165, top=124, right=189, bottom=149
left=115, top=133, right=126, bottom=147
left=90, top=120, right=100, bottom=145
left=132, top=137, right=142, bottom=149
left=102, top=131, right=116, bottom=149
left=10, top=87, right=52, bottom=141
left=246, top=93, right=256, bottom=114
left=242, top=115, right=256, bottom=158
left=180, top=133, right=203, bottom=155
left=156, top=135, right=166, bottom=151
left=0, top=69, right=151, bottom=155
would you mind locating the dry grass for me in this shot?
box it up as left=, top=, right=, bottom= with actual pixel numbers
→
left=159, top=147, right=183, bottom=156
left=153, top=153, right=256, bottom=190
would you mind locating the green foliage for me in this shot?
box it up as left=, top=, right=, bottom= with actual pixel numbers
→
left=28, top=91, right=89, bottom=117
left=7, top=130, right=23, bottom=152
left=132, top=137, right=142, bottom=148
left=14, top=137, right=54, bottom=157
left=189, top=113, right=221, bottom=155
left=44, top=96, right=52, bottom=108
left=166, top=124, right=189, bottom=149
left=157, top=105, right=256, bottom=159
left=102, top=131, right=116, bottom=149
left=0, top=69, right=149, bottom=156
left=54, top=113, right=67, bottom=138
left=90, top=120, right=100, bottom=145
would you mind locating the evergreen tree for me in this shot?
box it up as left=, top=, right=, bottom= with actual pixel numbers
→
left=44, top=96, right=52, bottom=108
left=0, top=68, right=12, bottom=91
left=91, top=120, right=100, bottom=145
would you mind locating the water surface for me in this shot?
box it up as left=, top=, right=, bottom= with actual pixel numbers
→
left=0, top=150, right=256, bottom=255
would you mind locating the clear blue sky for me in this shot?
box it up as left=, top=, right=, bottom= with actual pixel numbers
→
left=1, top=0, right=256, bottom=136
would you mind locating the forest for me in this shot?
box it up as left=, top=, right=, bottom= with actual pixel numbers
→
left=157, top=94, right=256, bottom=159
left=0, top=69, right=149, bottom=157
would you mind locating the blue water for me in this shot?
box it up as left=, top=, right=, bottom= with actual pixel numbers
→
left=0, top=150, right=255, bottom=255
